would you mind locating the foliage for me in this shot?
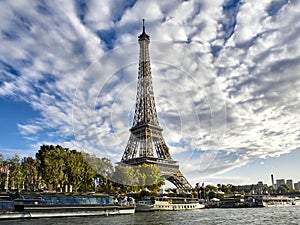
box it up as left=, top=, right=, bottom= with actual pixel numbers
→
left=36, top=145, right=96, bottom=192
left=111, top=163, right=165, bottom=193
left=0, top=154, right=6, bottom=190
left=22, top=157, right=39, bottom=191
left=218, top=184, right=231, bottom=194
left=277, top=184, right=290, bottom=194
left=81, top=153, right=116, bottom=193
left=0, top=145, right=166, bottom=195
left=82, top=153, right=114, bottom=179
left=7, top=155, right=24, bottom=191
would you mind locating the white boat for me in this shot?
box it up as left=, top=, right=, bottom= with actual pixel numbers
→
left=136, top=197, right=205, bottom=212
left=262, top=196, right=295, bottom=207
left=291, top=197, right=300, bottom=206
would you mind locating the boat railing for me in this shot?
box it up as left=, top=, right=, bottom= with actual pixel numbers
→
left=118, top=201, right=135, bottom=207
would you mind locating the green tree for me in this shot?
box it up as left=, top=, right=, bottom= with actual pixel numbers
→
left=64, top=150, right=85, bottom=192
left=231, top=185, right=238, bottom=193
left=8, top=155, right=24, bottom=191
left=36, top=145, right=97, bottom=192
left=277, top=184, right=289, bottom=194
left=37, top=145, right=68, bottom=191
left=112, top=165, right=138, bottom=192
left=81, top=161, right=97, bottom=192
left=205, top=184, right=218, bottom=192
left=111, top=164, right=164, bottom=194
left=82, top=153, right=114, bottom=192
left=0, top=155, right=8, bottom=191
left=22, top=157, right=39, bottom=191
left=219, top=184, right=231, bottom=194
left=138, top=164, right=165, bottom=192
left=83, top=153, right=114, bottom=179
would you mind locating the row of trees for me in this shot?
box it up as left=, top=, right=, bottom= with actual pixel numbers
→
left=0, top=145, right=164, bottom=194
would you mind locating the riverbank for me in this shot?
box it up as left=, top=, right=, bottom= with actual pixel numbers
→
left=204, top=194, right=300, bottom=208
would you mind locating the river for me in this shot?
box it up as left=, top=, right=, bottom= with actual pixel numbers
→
left=1, top=206, right=299, bottom=225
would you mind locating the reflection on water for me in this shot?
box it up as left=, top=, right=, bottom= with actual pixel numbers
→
left=1, top=206, right=300, bottom=225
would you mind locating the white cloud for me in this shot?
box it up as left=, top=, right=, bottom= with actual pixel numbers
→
left=212, top=0, right=300, bottom=173
left=233, top=1, right=269, bottom=45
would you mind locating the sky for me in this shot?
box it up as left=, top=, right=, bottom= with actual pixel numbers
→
left=0, top=0, right=300, bottom=187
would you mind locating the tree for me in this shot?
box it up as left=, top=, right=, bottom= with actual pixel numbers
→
left=204, top=184, right=218, bottom=200
left=36, top=145, right=97, bottom=192
left=36, top=145, right=68, bottom=192
left=64, top=150, right=86, bottom=192
left=111, top=164, right=164, bottom=194
left=277, top=184, right=289, bottom=194
left=138, top=164, right=165, bottom=192
left=83, top=153, right=114, bottom=178
left=219, top=184, right=231, bottom=194
left=231, top=185, right=238, bottom=193
left=205, top=184, right=218, bottom=192
left=22, top=157, right=39, bottom=191
left=111, top=165, right=138, bottom=193
left=82, top=153, right=114, bottom=191
left=8, top=155, right=24, bottom=191
left=0, top=154, right=6, bottom=190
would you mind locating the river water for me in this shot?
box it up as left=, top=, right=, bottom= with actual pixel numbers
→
left=1, top=206, right=299, bottom=225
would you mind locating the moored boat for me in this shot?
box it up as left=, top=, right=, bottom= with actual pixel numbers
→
left=0, top=193, right=135, bottom=220
left=262, top=196, right=296, bottom=207
left=291, top=197, right=300, bottom=206
left=136, top=196, right=205, bottom=212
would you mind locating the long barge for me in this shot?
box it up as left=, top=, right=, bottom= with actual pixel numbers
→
left=0, top=193, right=135, bottom=220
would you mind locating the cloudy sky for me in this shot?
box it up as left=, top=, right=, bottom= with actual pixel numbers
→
left=1, top=0, right=300, bottom=187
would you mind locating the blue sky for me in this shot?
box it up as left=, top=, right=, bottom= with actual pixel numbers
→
left=1, top=0, right=300, bottom=187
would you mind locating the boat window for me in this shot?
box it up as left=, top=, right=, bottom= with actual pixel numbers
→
left=50, top=197, right=59, bottom=204
left=96, top=197, right=104, bottom=204
left=89, top=198, right=97, bottom=204
left=59, top=197, right=72, bottom=204
left=0, top=201, right=14, bottom=209
left=42, top=197, right=51, bottom=204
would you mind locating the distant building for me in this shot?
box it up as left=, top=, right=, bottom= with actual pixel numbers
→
left=286, top=179, right=293, bottom=189
left=271, top=174, right=275, bottom=187
left=257, top=181, right=263, bottom=187
left=238, top=182, right=268, bottom=194
left=276, top=179, right=285, bottom=187
left=294, top=182, right=300, bottom=191
left=0, top=165, right=10, bottom=174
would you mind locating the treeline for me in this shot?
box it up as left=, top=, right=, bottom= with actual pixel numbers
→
left=0, top=145, right=164, bottom=194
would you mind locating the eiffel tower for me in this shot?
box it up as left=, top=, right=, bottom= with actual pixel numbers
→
left=120, top=20, right=191, bottom=189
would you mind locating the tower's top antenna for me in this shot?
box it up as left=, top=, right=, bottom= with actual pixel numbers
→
left=138, top=19, right=149, bottom=41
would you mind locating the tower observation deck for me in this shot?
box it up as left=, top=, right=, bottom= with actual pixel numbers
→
left=120, top=20, right=191, bottom=189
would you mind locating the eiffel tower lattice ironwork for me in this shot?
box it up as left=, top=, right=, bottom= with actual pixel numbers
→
left=120, top=20, right=191, bottom=189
